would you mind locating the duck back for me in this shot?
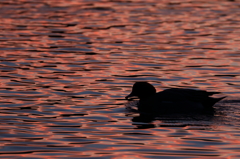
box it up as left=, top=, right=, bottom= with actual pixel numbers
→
left=138, top=88, right=225, bottom=115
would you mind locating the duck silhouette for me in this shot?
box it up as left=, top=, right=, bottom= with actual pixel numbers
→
left=126, top=82, right=226, bottom=115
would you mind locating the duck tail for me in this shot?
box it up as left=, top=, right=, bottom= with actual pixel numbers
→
left=203, top=96, right=226, bottom=113
left=207, top=91, right=221, bottom=96
left=208, top=96, right=226, bottom=106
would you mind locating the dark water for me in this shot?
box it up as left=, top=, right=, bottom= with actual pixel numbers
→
left=1, top=0, right=240, bottom=158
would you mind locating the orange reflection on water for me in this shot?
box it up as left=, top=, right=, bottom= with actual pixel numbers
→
left=1, top=0, right=240, bottom=158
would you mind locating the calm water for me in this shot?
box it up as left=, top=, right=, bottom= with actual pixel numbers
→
left=1, top=0, right=240, bottom=158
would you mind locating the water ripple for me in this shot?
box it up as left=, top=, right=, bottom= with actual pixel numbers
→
left=1, top=0, right=240, bottom=158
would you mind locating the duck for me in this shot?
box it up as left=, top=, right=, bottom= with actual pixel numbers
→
left=125, top=82, right=226, bottom=115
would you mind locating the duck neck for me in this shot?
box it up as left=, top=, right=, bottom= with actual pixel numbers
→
left=139, top=92, right=155, bottom=100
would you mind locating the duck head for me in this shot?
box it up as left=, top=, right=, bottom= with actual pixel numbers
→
left=125, top=82, right=157, bottom=100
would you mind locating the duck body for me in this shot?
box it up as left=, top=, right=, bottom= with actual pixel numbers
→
left=126, top=82, right=225, bottom=115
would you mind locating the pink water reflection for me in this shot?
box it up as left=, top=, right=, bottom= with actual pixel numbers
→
left=0, top=0, right=240, bottom=158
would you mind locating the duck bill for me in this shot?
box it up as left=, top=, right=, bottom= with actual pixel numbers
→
left=125, top=92, right=135, bottom=100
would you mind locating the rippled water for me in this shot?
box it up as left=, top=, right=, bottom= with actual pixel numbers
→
left=1, top=0, right=240, bottom=158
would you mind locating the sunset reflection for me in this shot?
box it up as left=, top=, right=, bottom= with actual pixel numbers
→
left=0, top=0, right=240, bottom=158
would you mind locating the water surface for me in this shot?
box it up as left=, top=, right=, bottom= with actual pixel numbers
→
left=1, top=0, right=240, bottom=158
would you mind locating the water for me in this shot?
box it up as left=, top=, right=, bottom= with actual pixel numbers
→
left=0, top=0, right=240, bottom=158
